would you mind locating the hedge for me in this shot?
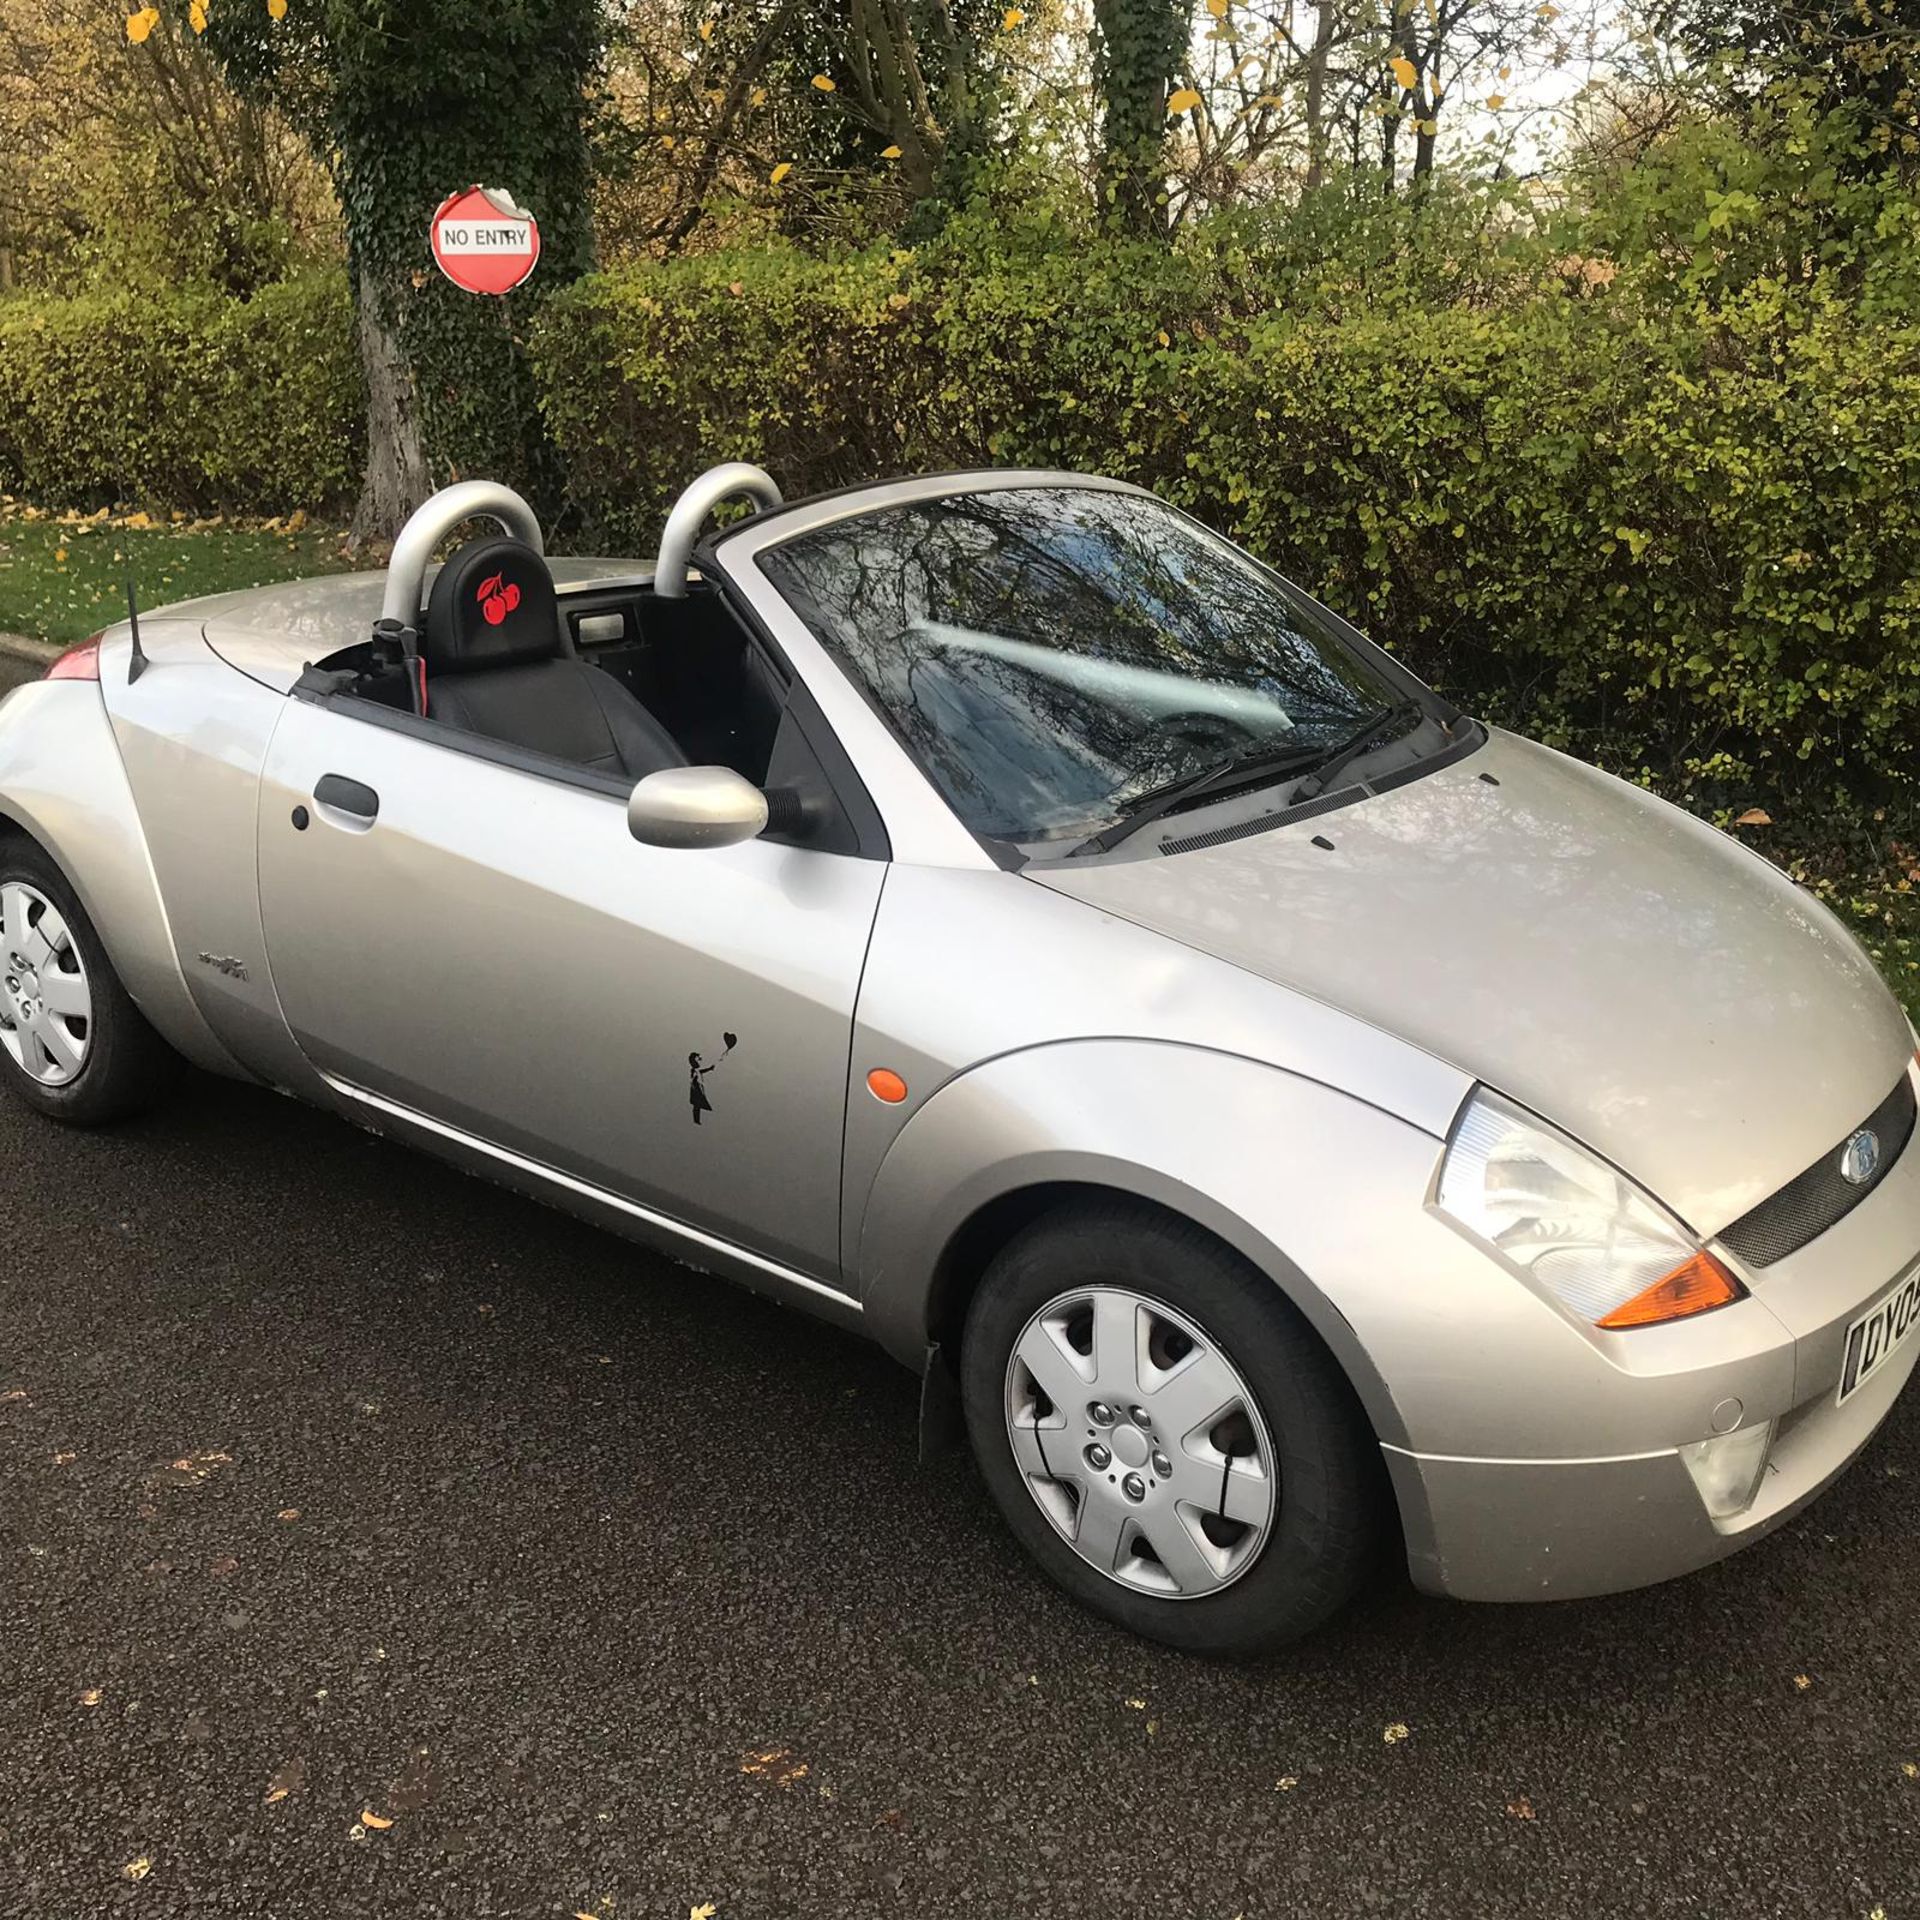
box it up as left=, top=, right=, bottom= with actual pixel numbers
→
left=532, top=247, right=1920, bottom=796
left=4, top=249, right=1918, bottom=800
left=0, top=273, right=362, bottom=514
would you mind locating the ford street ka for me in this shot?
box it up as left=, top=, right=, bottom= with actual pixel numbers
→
left=0, top=464, right=1914, bottom=1654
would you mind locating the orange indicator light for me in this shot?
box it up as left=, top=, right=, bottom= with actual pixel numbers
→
left=867, top=1069, right=909, bottom=1104
left=1596, top=1250, right=1742, bottom=1330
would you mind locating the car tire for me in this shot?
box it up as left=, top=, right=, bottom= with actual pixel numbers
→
left=961, top=1201, right=1381, bottom=1656
left=0, top=835, right=181, bottom=1126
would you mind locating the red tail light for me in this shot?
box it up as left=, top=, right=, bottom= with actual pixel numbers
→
left=45, top=636, right=103, bottom=682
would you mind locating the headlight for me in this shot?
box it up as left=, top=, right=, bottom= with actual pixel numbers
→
left=1437, top=1087, right=1742, bottom=1330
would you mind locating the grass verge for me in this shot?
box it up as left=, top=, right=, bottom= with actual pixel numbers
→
left=0, top=503, right=354, bottom=647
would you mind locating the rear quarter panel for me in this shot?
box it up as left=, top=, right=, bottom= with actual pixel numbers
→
left=0, top=656, right=243, bottom=1075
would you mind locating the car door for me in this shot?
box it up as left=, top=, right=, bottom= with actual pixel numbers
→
left=255, top=692, right=885, bottom=1286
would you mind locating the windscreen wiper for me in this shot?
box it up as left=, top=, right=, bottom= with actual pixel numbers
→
left=1289, top=699, right=1427, bottom=803
left=1066, top=740, right=1322, bottom=858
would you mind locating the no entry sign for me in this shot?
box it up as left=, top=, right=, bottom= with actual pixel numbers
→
left=430, top=185, right=541, bottom=296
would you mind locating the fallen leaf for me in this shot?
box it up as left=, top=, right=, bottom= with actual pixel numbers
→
left=263, top=1756, right=305, bottom=1804
left=156, top=1449, right=233, bottom=1488
left=692, top=1907, right=719, bottom=1920
left=54, top=548, right=68, bottom=564
left=1384, top=1722, right=1410, bottom=1744
left=52, top=1451, right=75, bottom=1465
left=79, top=1687, right=102, bottom=1707
left=1903, top=1761, right=1918, bottom=1779
left=880, top=144, right=903, bottom=159
left=121, top=1856, right=152, bottom=1882
left=360, top=1808, right=394, bottom=1830
left=267, top=0, right=288, bottom=18
left=740, top=1746, right=809, bottom=1787
left=874, top=1808, right=903, bottom=1829
left=0, top=1389, right=27, bottom=1404
left=1275, top=1775, right=1298, bottom=1791
left=1002, top=6, right=1027, bottom=26
left=1507, top=1795, right=1536, bottom=1820
left=1793, top=1673, right=1813, bottom=1691
left=276, top=1508, right=300, bottom=1521
left=1124, top=1697, right=1147, bottom=1710
left=1733, top=807, right=1773, bottom=827
left=728, top=281, right=745, bottom=297
left=208, top=1557, right=239, bottom=1577
left=769, top=162, right=792, bottom=186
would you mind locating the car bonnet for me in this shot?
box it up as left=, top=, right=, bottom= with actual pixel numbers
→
left=1032, top=728, right=1912, bottom=1240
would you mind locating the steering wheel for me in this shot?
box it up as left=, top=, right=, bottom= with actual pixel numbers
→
left=655, top=463, right=785, bottom=600
left=1136, top=710, right=1262, bottom=768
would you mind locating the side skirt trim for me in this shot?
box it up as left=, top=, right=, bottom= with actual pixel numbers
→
left=322, top=1073, right=863, bottom=1315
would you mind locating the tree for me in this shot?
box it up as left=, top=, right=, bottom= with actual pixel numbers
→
left=204, top=0, right=605, bottom=540
left=1091, top=0, right=1188, bottom=231
left=604, top=1, right=1011, bottom=257
left=0, top=0, right=327, bottom=293
left=1655, top=0, right=1920, bottom=180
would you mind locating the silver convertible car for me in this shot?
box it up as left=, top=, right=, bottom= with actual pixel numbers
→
left=2, top=465, right=1916, bottom=1654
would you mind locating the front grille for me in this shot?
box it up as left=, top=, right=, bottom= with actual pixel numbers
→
left=1719, top=1072, right=1916, bottom=1268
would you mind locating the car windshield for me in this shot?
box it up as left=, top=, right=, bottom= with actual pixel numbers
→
left=756, top=485, right=1422, bottom=848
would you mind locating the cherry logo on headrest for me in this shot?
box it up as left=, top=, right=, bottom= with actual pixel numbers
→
left=476, top=572, right=523, bottom=627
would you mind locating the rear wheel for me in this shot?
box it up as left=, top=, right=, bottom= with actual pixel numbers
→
left=0, top=839, right=180, bottom=1125
left=961, top=1202, right=1380, bottom=1655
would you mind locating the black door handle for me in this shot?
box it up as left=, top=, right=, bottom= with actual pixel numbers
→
left=314, top=773, right=380, bottom=821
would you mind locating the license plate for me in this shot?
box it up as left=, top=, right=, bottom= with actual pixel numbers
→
left=1838, top=1269, right=1920, bottom=1405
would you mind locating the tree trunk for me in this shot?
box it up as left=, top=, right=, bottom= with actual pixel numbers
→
left=1091, top=0, right=1187, bottom=235
left=1413, top=112, right=1437, bottom=184
left=1304, top=2, right=1337, bottom=191
left=349, top=266, right=431, bottom=551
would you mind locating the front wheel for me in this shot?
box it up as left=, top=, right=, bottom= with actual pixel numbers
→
left=961, top=1203, right=1381, bottom=1655
left=0, top=838, right=181, bottom=1126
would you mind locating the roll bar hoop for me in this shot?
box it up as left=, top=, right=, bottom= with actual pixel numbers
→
left=379, top=481, right=545, bottom=629
left=654, top=463, right=784, bottom=600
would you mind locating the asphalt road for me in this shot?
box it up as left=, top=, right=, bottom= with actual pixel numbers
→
left=1, top=647, right=1918, bottom=1919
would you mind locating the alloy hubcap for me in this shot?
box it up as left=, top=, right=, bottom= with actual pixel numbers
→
left=1004, top=1287, right=1277, bottom=1599
left=0, top=882, right=91, bottom=1087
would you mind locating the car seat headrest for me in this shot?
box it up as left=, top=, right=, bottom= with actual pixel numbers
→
left=423, top=535, right=562, bottom=675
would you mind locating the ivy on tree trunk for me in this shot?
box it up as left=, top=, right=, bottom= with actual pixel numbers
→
left=1090, top=0, right=1188, bottom=236
left=207, top=0, right=603, bottom=541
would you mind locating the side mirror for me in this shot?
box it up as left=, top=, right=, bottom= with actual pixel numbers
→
left=627, top=766, right=769, bottom=850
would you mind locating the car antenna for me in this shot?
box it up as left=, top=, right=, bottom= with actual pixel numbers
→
left=124, top=567, right=150, bottom=685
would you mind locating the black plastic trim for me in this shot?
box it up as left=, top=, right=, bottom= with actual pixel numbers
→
left=1720, top=1073, right=1917, bottom=1268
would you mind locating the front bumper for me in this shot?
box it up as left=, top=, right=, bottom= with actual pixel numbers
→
left=1387, top=1320, right=1918, bottom=1599
left=1389, top=1073, right=1920, bottom=1602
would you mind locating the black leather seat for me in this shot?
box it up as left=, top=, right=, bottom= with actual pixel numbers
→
left=423, top=536, right=686, bottom=782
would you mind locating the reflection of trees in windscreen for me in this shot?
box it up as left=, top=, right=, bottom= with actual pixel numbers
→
left=764, top=488, right=1391, bottom=839
left=914, top=493, right=1367, bottom=726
